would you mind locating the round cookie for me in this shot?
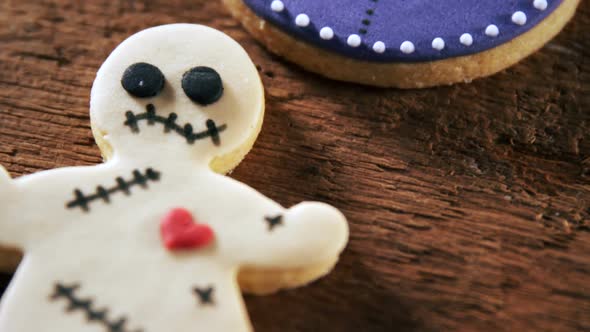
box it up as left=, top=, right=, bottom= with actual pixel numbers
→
left=0, top=24, right=349, bottom=331
left=223, top=0, right=580, bottom=88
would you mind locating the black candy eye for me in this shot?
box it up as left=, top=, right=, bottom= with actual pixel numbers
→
left=181, top=67, right=223, bottom=105
left=121, top=62, right=165, bottom=98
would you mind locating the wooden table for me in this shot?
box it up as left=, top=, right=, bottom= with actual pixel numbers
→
left=0, top=1, right=588, bottom=331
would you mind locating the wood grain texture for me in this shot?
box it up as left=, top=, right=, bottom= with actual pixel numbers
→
left=0, top=1, right=588, bottom=331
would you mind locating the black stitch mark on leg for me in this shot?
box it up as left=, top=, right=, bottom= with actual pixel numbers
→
left=66, top=168, right=160, bottom=212
left=50, top=282, right=143, bottom=332
left=359, top=0, right=378, bottom=35
left=265, top=214, right=284, bottom=231
left=193, top=286, right=215, bottom=306
left=109, top=318, right=129, bottom=332
left=88, top=308, right=108, bottom=322
left=123, top=104, right=227, bottom=146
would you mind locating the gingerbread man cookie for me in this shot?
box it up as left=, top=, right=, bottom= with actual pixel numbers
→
left=0, top=24, right=348, bottom=331
left=224, top=0, right=580, bottom=88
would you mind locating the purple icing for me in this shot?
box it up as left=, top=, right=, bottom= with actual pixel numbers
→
left=242, top=0, right=563, bottom=63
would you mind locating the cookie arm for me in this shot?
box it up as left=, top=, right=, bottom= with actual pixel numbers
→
left=0, top=165, right=25, bottom=249
left=0, top=164, right=10, bottom=181
left=233, top=200, right=348, bottom=295
left=238, top=201, right=349, bottom=270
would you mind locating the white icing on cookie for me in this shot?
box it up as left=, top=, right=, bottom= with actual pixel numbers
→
left=512, top=11, right=528, bottom=25
left=347, top=34, right=361, bottom=47
left=534, top=0, right=549, bottom=11
left=485, top=24, right=500, bottom=37
left=460, top=33, right=474, bottom=46
left=319, top=27, right=334, bottom=40
left=270, top=0, right=284, bottom=12
left=431, top=37, right=445, bottom=51
left=295, top=13, right=310, bottom=27
left=400, top=41, right=415, bottom=54
left=372, top=41, right=386, bottom=54
left=0, top=24, right=348, bottom=332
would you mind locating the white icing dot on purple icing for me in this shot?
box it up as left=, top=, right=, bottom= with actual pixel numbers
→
left=270, top=0, right=284, bottom=12
left=432, top=38, right=445, bottom=51
left=485, top=24, right=499, bottom=37
left=373, top=41, right=386, bottom=54
left=460, top=33, right=473, bottom=46
left=347, top=34, right=361, bottom=48
left=534, top=0, right=548, bottom=10
left=319, top=27, right=334, bottom=40
left=295, top=14, right=310, bottom=27
left=400, top=41, right=415, bottom=54
left=512, top=11, right=527, bottom=25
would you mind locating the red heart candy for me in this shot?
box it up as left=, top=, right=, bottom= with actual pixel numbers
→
left=160, top=208, right=214, bottom=250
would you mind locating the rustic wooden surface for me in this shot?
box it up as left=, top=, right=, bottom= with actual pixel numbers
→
left=0, top=1, right=589, bottom=331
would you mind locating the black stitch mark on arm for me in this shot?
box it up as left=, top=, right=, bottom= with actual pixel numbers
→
left=66, top=168, right=160, bottom=212
left=359, top=0, right=378, bottom=35
left=193, top=286, right=215, bottom=306
left=265, top=215, right=284, bottom=231
left=124, top=104, right=227, bottom=146
left=50, top=283, right=143, bottom=332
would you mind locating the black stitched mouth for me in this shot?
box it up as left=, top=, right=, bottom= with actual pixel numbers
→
left=123, top=104, right=227, bottom=146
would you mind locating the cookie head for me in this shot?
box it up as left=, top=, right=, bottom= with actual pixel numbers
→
left=90, top=24, right=264, bottom=173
